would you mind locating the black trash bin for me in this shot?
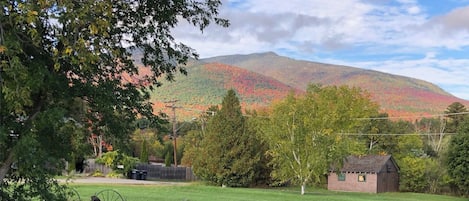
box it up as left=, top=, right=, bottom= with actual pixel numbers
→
left=136, top=170, right=148, bottom=180
left=136, top=170, right=143, bottom=180
left=128, top=169, right=138, bottom=180
left=141, top=170, right=147, bottom=180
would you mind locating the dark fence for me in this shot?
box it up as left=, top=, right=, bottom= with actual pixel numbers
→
left=136, top=164, right=196, bottom=181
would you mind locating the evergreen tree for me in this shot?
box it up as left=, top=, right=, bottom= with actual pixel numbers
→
left=193, top=89, right=261, bottom=187
left=446, top=119, right=469, bottom=196
left=165, top=151, right=173, bottom=167
left=163, top=141, right=174, bottom=167
left=140, top=139, right=149, bottom=163
left=245, top=109, right=273, bottom=186
left=445, top=102, right=468, bottom=133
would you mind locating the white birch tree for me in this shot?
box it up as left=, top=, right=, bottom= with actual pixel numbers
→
left=264, top=85, right=378, bottom=195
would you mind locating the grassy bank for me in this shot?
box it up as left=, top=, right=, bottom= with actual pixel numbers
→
left=71, top=183, right=465, bottom=201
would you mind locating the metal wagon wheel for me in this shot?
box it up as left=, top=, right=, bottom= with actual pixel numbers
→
left=65, top=188, right=82, bottom=201
left=93, top=189, right=125, bottom=201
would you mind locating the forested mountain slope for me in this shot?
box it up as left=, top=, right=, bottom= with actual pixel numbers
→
left=149, top=62, right=299, bottom=118
left=202, top=52, right=469, bottom=115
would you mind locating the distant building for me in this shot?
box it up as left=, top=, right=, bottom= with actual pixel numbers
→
left=328, top=155, right=399, bottom=193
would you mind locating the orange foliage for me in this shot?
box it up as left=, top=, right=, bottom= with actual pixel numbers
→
left=203, top=63, right=301, bottom=103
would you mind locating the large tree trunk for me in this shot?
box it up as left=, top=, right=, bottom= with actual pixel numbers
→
left=0, top=150, right=15, bottom=185
left=1, top=105, right=42, bottom=184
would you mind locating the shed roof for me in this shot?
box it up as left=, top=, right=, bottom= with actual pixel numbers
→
left=338, top=155, right=398, bottom=173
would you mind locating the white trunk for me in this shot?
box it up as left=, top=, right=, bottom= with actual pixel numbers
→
left=301, top=184, right=305, bottom=195
left=93, top=143, right=97, bottom=157
left=90, top=135, right=98, bottom=157
left=436, top=117, right=446, bottom=154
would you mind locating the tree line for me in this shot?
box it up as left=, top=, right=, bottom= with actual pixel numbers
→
left=178, top=87, right=469, bottom=196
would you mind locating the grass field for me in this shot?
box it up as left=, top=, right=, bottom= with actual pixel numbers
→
left=71, top=183, right=466, bottom=201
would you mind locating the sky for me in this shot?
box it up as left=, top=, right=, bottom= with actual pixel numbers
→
left=172, top=0, right=469, bottom=100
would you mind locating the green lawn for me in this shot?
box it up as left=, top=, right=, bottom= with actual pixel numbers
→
left=71, top=183, right=465, bottom=201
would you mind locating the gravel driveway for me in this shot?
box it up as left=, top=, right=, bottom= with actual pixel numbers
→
left=58, top=177, right=190, bottom=186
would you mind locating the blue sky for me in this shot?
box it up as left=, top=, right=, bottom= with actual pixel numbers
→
left=173, top=0, right=469, bottom=100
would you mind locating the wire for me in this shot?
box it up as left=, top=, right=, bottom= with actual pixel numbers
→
left=243, top=112, right=469, bottom=120
left=354, top=112, right=469, bottom=120
left=180, top=107, right=215, bottom=115
left=339, top=133, right=457, bottom=136
left=177, top=106, right=469, bottom=121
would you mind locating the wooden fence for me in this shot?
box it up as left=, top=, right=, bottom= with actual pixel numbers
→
left=83, top=159, right=112, bottom=175
left=136, top=164, right=197, bottom=181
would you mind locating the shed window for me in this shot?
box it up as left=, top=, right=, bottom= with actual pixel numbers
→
left=358, top=174, right=366, bottom=182
left=338, top=173, right=345, bottom=181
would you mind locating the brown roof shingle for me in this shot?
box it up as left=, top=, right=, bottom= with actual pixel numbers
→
left=339, top=155, right=395, bottom=173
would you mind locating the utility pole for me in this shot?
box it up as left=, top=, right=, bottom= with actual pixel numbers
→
left=165, top=100, right=179, bottom=167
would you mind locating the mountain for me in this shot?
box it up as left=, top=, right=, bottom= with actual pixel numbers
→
left=201, top=52, right=469, bottom=116
left=145, top=52, right=468, bottom=118
left=149, top=62, right=299, bottom=118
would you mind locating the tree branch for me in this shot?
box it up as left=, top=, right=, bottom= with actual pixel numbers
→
left=0, top=150, right=15, bottom=184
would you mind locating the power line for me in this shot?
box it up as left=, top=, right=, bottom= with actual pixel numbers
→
left=180, top=107, right=215, bottom=116
left=354, top=111, right=469, bottom=120
left=171, top=106, right=469, bottom=121
left=339, top=133, right=457, bottom=136
left=244, top=111, right=469, bottom=120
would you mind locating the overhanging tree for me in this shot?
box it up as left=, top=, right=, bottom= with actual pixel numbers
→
left=264, top=84, right=379, bottom=195
left=0, top=0, right=228, bottom=199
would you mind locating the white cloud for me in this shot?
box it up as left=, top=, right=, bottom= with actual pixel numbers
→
left=407, top=6, right=421, bottom=14
left=171, top=0, right=469, bottom=100
left=176, top=0, right=434, bottom=54
left=333, top=57, right=469, bottom=99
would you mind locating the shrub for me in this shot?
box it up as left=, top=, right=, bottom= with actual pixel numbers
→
left=91, top=170, right=104, bottom=177
left=96, top=150, right=139, bottom=175
left=399, top=156, right=427, bottom=192
left=106, top=171, right=124, bottom=178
